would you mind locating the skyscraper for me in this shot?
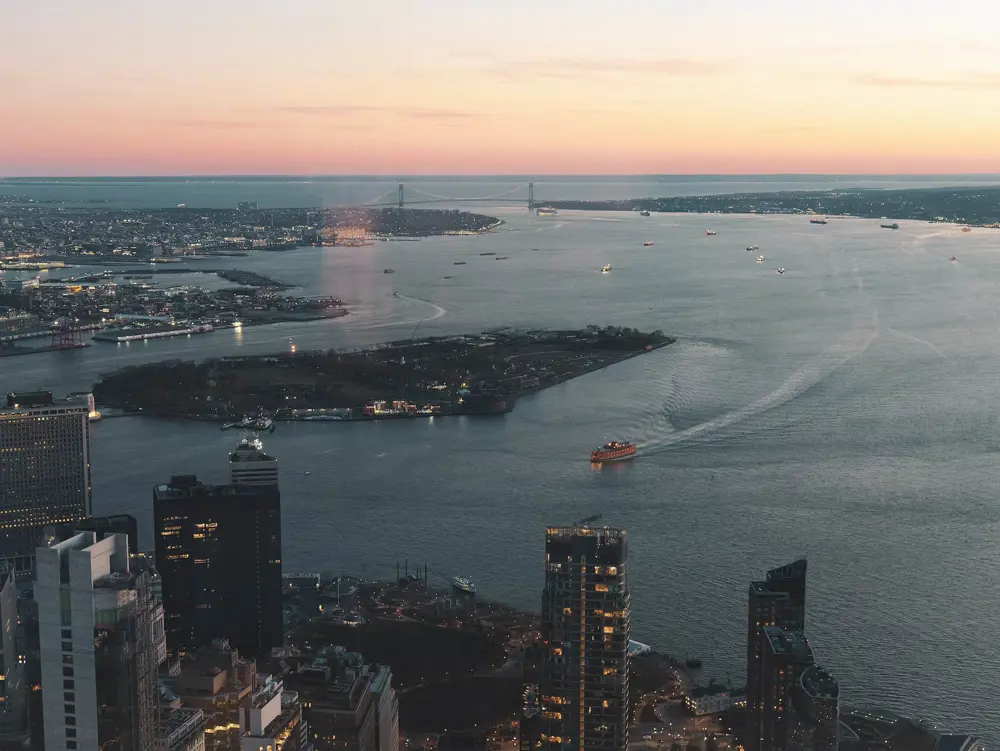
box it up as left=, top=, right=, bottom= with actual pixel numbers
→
left=153, top=462, right=282, bottom=657
left=757, top=628, right=814, bottom=751
left=746, top=559, right=807, bottom=751
left=0, top=567, right=27, bottom=746
left=229, top=437, right=279, bottom=486
left=35, top=528, right=165, bottom=751
left=0, top=391, right=92, bottom=572
left=795, top=665, right=840, bottom=751
left=538, top=523, right=629, bottom=751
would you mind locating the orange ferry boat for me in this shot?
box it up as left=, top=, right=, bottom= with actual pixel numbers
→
left=590, top=440, right=637, bottom=463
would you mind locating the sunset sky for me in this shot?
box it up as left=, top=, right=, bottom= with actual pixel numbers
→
left=3, top=0, right=1000, bottom=175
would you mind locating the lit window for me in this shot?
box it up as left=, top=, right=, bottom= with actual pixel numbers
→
left=594, top=584, right=609, bottom=592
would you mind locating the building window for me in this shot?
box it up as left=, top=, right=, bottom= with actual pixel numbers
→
left=64, top=692, right=74, bottom=702
left=61, top=629, right=72, bottom=639
left=62, top=655, right=73, bottom=665
left=63, top=680, right=74, bottom=690
left=66, top=717, right=76, bottom=726
left=62, top=667, right=74, bottom=677
left=67, top=743, right=77, bottom=750
left=61, top=641, right=72, bottom=652
left=65, top=704, right=75, bottom=714
left=67, top=729, right=76, bottom=738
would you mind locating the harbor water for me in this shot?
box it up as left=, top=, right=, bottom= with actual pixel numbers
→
left=3, top=178, right=999, bottom=741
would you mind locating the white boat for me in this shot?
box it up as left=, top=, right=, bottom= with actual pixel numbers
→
left=706, top=229, right=717, bottom=236
left=601, top=264, right=612, bottom=273
left=452, top=576, right=477, bottom=594
left=756, top=256, right=765, bottom=263
left=535, top=207, right=557, bottom=217
left=777, top=267, right=786, bottom=275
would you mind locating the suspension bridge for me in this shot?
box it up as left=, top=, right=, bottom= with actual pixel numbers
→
left=345, top=182, right=542, bottom=209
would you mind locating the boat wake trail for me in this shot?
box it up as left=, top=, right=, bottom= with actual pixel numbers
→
left=393, top=294, right=447, bottom=321
left=639, top=322, right=879, bottom=455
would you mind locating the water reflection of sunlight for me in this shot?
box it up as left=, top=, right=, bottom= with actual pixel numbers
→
left=233, top=322, right=244, bottom=346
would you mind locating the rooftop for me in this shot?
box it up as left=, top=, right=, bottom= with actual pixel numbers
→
left=690, top=683, right=730, bottom=699
left=154, top=474, right=277, bottom=500
left=800, top=665, right=839, bottom=701
left=762, top=627, right=814, bottom=662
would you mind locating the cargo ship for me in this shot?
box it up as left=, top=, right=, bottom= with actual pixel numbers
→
left=536, top=206, right=558, bottom=216
left=590, top=440, right=637, bottom=463
left=809, top=218, right=828, bottom=225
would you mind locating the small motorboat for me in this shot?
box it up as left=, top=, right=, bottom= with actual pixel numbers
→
left=746, top=244, right=759, bottom=252
left=777, top=267, right=786, bottom=275
left=756, top=255, right=765, bottom=263
left=643, top=241, right=654, bottom=247
left=304, top=471, right=311, bottom=475
left=950, top=256, right=957, bottom=261
left=639, top=210, right=651, bottom=216
left=706, top=229, right=717, bottom=236
left=393, top=291, right=399, bottom=296
left=962, top=227, right=972, bottom=233
left=601, top=264, right=612, bottom=273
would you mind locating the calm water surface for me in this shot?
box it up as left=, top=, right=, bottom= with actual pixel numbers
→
left=3, top=186, right=999, bottom=741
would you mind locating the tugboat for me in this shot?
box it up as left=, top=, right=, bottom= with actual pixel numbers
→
left=639, top=210, right=651, bottom=217
left=880, top=223, right=899, bottom=230
left=706, top=229, right=717, bottom=236
left=590, top=440, right=637, bottom=463
left=601, top=264, right=612, bottom=273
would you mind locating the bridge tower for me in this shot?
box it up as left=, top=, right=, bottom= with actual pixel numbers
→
left=398, top=183, right=404, bottom=209
left=528, top=182, right=534, bottom=210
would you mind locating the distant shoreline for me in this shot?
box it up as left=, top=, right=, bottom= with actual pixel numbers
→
left=543, top=185, right=1000, bottom=227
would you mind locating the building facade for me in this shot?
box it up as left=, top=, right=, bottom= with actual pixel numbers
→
left=796, top=665, right=839, bottom=751
left=538, top=524, right=630, bottom=751
left=0, top=391, right=92, bottom=571
left=35, top=529, right=165, bottom=751
left=758, top=628, right=814, bottom=751
left=229, top=438, right=279, bottom=487
left=684, top=683, right=733, bottom=717
left=285, top=657, right=387, bottom=751
left=746, top=559, right=807, bottom=751
left=239, top=675, right=311, bottom=751
left=153, top=473, right=282, bottom=657
left=0, top=569, right=26, bottom=746
left=157, top=706, right=207, bottom=751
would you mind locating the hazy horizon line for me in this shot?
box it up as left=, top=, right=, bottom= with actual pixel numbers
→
left=4, top=172, right=1000, bottom=181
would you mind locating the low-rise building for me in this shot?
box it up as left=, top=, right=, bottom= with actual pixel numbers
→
left=684, top=682, right=733, bottom=716
left=933, top=736, right=986, bottom=751
left=158, top=706, right=207, bottom=751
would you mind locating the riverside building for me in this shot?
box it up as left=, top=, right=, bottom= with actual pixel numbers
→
left=0, top=391, right=92, bottom=572
left=538, top=522, right=630, bottom=751
left=154, top=443, right=282, bottom=657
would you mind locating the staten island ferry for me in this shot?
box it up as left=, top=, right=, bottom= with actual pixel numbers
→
left=590, top=440, right=637, bottom=463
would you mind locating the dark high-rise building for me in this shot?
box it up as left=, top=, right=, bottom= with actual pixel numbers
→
left=538, top=524, right=629, bottom=751
left=0, top=567, right=27, bottom=747
left=746, top=559, right=807, bottom=751
left=0, top=391, right=92, bottom=572
left=758, top=628, right=814, bottom=751
left=153, top=466, right=282, bottom=657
